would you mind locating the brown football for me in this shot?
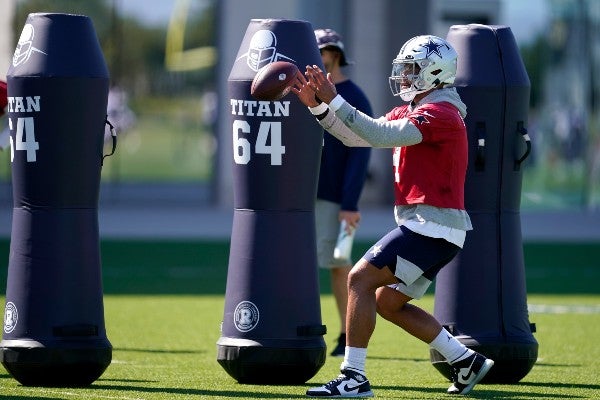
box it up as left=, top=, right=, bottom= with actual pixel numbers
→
left=251, top=61, right=299, bottom=101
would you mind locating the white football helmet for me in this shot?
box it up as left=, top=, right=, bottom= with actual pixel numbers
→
left=389, top=35, right=458, bottom=102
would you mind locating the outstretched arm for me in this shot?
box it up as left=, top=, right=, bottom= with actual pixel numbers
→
left=299, top=66, right=423, bottom=148
left=291, top=69, right=371, bottom=147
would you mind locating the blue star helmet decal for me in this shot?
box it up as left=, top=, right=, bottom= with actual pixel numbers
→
left=421, top=38, right=445, bottom=58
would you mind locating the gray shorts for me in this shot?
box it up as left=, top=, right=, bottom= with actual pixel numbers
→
left=316, top=199, right=354, bottom=268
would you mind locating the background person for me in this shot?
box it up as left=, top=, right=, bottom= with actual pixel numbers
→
left=313, top=28, right=373, bottom=357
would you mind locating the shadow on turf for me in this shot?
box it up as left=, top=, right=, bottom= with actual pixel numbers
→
left=518, top=381, right=600, bottom=391
left=370, top=385, right=583, bottom=399
left=0, top=396, right=64, bottom=400
left=534, top=361, right=582, bottom=368
left=2, top=373, right=307, bottom=399
left=367, top=355, right=430, bottom=362
left=3, top=377, right=594, bottom=399
left=113, top=347, right=204, bottom=354
left=88, top=384, right=313, bottom=398
left=98, top=377, right=159, bottom=383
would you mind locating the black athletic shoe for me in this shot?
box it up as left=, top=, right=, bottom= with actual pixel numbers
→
left=448, top=352, right=494, bottom=395
left=306, top=369, right=374, bottom=398
left=330, top=333, right=346, bottom=357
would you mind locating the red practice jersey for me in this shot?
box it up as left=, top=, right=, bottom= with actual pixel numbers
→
left=386, top=101, right=468, bottom=210
left=0, top=80, right=7, bottom=117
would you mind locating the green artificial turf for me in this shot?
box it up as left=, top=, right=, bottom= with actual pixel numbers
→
left=0, top=239, right=599, bottom=399
left=0, top=294, right=599, bottom=399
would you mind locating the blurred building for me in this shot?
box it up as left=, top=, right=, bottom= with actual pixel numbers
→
left=535, top=0, right=600, bottom=208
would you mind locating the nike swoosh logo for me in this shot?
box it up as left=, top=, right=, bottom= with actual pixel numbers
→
left=339, top=383, right=362, bottom=393
left=458, top=370, right=476, bottom=383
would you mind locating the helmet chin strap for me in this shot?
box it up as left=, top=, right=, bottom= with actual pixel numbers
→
left=400, top=80, right=426, bottom=102
left=400, top=91, right=416, bottom=102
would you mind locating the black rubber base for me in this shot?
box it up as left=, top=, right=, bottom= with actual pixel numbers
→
left=0, top=340, right=112, bottom=386
left=430, top=340, right=538, bottom=383
left=217, top=338, right=326, bottom=384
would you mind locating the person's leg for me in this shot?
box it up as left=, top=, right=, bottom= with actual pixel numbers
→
left=315, top=200, right=348, bottom=355
left=376, top=286, right=470, bottom=361
left=306, top=259, right=396, bottom=398
left=334, top=259, right=397, bottom=377
left=329, top=264, right=351, bottom=356
left=368, top=228, right=494, bottom=395
left=308, top=227, right=421, bottom=397
left=375, top=279, right=494, bottom=396
left=345, top=259, right=396, bottom=348
left=331, top=265, right=350, bottom=334
left=375, top=286, right=442, bottom=342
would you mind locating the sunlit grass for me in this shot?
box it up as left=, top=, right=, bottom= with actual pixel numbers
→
left=0, top=239, right=599, bottom=399
left=1, top=293, right=599, bottom=399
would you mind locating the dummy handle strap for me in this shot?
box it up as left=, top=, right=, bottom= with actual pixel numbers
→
left=102, top=116, right=117, bottom=166
left=514, top=121, right=531, bottom=171
left=474, top=121, right=486, bottom=171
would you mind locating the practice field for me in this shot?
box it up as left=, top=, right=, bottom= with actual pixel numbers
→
left=0, top=240, right=599, bottom=399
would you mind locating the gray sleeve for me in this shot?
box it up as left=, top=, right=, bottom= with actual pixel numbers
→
left=321, top=101, right=423, bottom=148
left=333, top=101, right=423, bottom=147
left=317, top=110, right=372, bottom=147
left=314, top=97, right=423, bottom=148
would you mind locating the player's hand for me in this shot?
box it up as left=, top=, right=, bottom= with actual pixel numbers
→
left=305, top=65, right=337, bottom=104
left=291, top=70, right=320, bottom=107
left=340, top=210, right=361, bottom=231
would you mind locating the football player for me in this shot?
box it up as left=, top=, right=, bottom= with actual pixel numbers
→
left=292, top=35, right=494, bottom=397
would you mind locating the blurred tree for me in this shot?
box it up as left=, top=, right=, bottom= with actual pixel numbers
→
left=520, top=35, right=551, bottom=109
left=13, top=0, right=147, bottom=91
left=12, top=0, right=216, bottom=96
left=184, top=1, right=216, bottom=49
left=13, top=0, right=113, bottom=44
left=164, top=0, right=216, bottom=94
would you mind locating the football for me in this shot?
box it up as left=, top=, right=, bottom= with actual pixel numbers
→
left=251, top=61, right=299, bottom=101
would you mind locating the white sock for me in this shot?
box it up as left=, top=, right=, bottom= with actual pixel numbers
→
left=429, top=328, right=474, bottom=364
left=340, top=346, right=367, bottom=374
